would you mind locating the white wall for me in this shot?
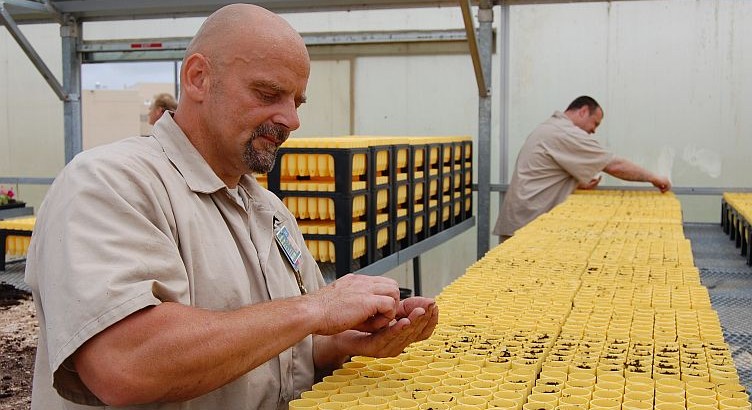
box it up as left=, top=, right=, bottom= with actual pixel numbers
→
left=81, top=89, right=141, bottom=149
left=353, top=54, right=480, bottom=293
left=2, top=2, right=752, bottom=295
left=296, top=59, right=352, bottom=137
left=354, top=55, right=478, bottom=135
left=506, top=0, right=752, bottom=222
left=0, top=23, right=64, bottom=208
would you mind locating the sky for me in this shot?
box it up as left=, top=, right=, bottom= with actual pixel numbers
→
left=81, top=61, right=179, bottom=90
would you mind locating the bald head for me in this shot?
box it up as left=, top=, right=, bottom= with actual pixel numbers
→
left=185, top=4, right=307, bottom=72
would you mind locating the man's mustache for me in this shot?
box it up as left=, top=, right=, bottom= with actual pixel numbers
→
left=252, top=124, right=289, bottom=145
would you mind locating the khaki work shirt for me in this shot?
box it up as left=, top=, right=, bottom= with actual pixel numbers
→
left=25, top=113, right=324, bottom=409
left=493, top=111, right=614, bottom=237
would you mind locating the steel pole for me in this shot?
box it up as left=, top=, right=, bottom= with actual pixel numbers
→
left=61, top=15, right=82, bottom=163
left=476, top=0, right=493, bottom=259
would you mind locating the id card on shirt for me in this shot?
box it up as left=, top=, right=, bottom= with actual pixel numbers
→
left=273, top=220, right=307, bottom=295
left=274, top=224, right=302, bottom=271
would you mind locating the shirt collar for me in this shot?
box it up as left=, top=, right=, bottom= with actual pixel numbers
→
left=152, top=113, right=275, bottom=210
left=552, top=111, right=568, bottom=121
left=550, top=110, right=589, bottom=137
left=152, top=113, right=226, bottom=194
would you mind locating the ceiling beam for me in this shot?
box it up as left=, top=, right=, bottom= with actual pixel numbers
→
left=460, top=0, right=487, bottom=98
left=0, top=2, right=67, bottom=100
left=79, top=29, right=471, bottom=63
left=0, top=0, right=464, bottom=23
left=2, top=0, right=654, bottom=24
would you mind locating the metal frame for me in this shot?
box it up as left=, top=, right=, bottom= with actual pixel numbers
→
left=1, top=0, right=653, bottom=24
left=79, top=29, right=470, bottom=63
left=0, top=0, right=659, bottom=262
left=356, top=217, right=475, bottom=295
left=0, top=206, right=34, bottom=220
left=463, top=0, right=494, bottom=259
left=2, top=1, right=467, bottom=23
left=61, top=15, right=81, bottom=163
left=483, top=184, right=752, bottom=195
left=0, top=2, right=65, bottom=99
left=0, top=177, right=56, bottom=184
left=460, top=1, right=488, bottom=98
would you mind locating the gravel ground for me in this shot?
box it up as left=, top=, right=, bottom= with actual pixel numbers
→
left=0, top=284, right=36, bottom=410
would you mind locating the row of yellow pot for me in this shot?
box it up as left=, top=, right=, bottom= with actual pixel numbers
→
left=292, top=191, right=748, bottom=409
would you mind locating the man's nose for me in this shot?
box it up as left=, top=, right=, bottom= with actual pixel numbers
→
left=272, top=98, right=300, bottom=131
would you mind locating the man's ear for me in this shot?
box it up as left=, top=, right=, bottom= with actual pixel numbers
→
left=181, top=53, right=210, bottom=102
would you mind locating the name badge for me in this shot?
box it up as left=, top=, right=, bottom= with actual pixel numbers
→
left=274, top=224, right=302, bottom=271
left=274, top=222, right=308, bottom=295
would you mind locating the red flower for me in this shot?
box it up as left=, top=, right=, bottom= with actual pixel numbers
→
left=0, top=186, right=15, bottom=202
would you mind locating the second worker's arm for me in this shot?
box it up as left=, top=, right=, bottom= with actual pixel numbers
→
left=603, top=156, right=671, bottom=192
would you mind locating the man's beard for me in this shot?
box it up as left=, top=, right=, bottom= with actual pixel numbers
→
left=243, top=123, right=290, bottom=174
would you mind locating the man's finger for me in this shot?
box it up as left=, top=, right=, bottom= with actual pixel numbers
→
left=370, top=294, right=398, bottom=320
left=397, top=297, right=435, bottom=318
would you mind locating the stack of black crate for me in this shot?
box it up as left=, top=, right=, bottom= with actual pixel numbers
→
left=368, top=143, right=395, bottom=263
left=267, top=145, right=372, bottom=276
left=460, top=138, right=473, bottom=221
left=436, top=137, right=474, bottom=230
left=390, top=143, right=412, bottom=253
left=265, top=137, right=474, bottom=278
left=408, top=140, right=429, bottom=244
left=448, top=138, right=472, bottom=227
left=439, top=141, right=455, bottom=229
left=425, top=141, right=443, bottom=236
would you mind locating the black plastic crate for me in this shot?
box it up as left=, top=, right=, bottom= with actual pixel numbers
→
left=425, top=203, right=440, bottom=236
left=372, top=215, right=394, bottom=260
left=391, top=143, right=410, bottom=183
left=425, top=142, right=442, bottom=178
left=279, top=193, right=369, bottom=234
left=461, top=188, right=473, bottom=221
left=268, top=145, right=371, bottom=195
left=368, top=144, right=393, bottom=189
left=0, top=228, right=32, bottom=271
left=393, top=211, right=411, bottom=249
left=440, top=196, right=456, bottom=229
left=408, top=142, right=428, bottom=180
left=300, top=229, right=371, bottom=277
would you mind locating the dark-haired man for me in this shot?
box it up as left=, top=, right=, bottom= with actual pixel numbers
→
left=493, top=96, right=671, bottom=242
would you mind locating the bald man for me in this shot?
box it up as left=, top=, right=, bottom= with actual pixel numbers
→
left=25, top=5, right=437, bottom=409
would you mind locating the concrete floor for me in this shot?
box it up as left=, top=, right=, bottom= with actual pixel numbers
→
left=686, top=222, right=752, bottom=393
left=0, top=256, right=27, bottom=292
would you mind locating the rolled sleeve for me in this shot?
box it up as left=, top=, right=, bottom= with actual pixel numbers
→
left=547, top=134, right=614, bottom=184
left=26, top=147, right=189, bottom=400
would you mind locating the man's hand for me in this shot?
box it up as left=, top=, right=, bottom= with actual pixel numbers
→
left=306, top=274, right=400, bottom=336
left=577, top=176, right=601, bottom=190
left=652, top=176, right=672, bottom=193
left=330, top=297, right=438, bottom=358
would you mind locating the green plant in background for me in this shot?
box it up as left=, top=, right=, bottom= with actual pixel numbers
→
left=0, top=186, right=16, bottom=206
